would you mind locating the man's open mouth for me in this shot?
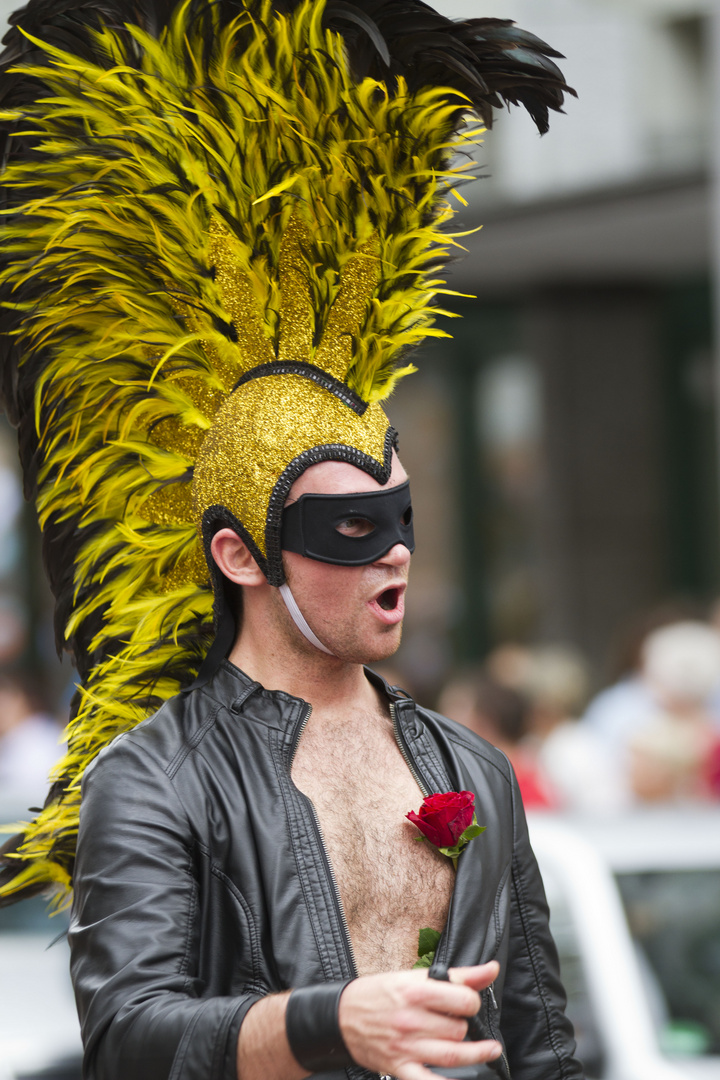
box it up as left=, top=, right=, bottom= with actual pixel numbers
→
left=377, top=587, right=400, bottom=611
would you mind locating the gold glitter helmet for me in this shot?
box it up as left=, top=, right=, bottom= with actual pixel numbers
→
left=0, top=0, right=572, bottom=904
left=191, top=219, right=400, bottom=590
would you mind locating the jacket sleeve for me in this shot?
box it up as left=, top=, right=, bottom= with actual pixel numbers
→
left=69, top=734, right=259, bottom=1080
left=499, top=771, right=585, bottom=1080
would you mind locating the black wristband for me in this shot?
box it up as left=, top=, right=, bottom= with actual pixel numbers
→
left=285, top=979, right=355, bottom=1073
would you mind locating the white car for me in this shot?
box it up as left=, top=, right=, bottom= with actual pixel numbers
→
left=529, top=808, right=720, bottom=1080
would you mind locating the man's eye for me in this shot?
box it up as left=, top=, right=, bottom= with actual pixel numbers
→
left=335, top=517, right=375, bottom=537
left=402, top=506, right=413, bottom=526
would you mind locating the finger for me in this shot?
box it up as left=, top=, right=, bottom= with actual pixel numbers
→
left=394, top=1007, right=468, bottom=1042
left=410, top=979, right=481, bottom=1018
left=412, top=1036, right=503, bottom=1070
left=449, top=960, right=500, bottom=990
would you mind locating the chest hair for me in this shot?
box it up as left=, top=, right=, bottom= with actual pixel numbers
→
left=291, top=705, right=455, bottom=975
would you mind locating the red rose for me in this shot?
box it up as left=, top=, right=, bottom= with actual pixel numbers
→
left=406, top=791, right=475, bottom=849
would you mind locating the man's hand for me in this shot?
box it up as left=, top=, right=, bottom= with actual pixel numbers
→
left=236, top=962, right=502, bottom=1080
left=338, top=961, right=502, bottom=1080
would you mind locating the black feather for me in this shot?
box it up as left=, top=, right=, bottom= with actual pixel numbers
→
left=326, top=0, right=391, bottom=65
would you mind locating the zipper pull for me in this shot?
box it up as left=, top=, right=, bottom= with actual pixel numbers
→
left=487, top=982, right=498, bottom=1010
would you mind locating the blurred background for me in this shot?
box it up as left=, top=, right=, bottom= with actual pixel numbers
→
left=389, top=0, right=720, bottom=698
left=1, top=0, right=720, bottom=1078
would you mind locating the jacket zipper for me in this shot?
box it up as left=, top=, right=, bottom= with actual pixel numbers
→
left=390, top=702, right=429, bottom=797
left=311, top=801, right=360, bottom=978
left=290, top=704, right=359, bottom=979
left=485, top=984, right=511, bottom=1080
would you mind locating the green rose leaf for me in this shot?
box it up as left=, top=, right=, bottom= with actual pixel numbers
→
left=413, top=927, right=441, bottom=969
left=437, top=844, right=461, bottom=859
left=459, top=823, right=486, bottom=844
left=417, top=927, right=442, bottom=957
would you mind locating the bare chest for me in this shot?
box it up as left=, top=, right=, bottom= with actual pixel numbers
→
left=291, top=714, right=455, bottom=975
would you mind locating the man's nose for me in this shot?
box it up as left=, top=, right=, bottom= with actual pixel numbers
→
left=376, top=542, right=412, bottom=567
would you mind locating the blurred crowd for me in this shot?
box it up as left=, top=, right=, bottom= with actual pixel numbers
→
left=0, top=671, right=64, bottom=810
left=427, top=602, right=720, bottom=813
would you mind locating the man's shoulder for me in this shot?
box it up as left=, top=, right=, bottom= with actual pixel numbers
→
left=81, top=694, right=194, bottom=784
left=86, top=662, right=253, bottom=778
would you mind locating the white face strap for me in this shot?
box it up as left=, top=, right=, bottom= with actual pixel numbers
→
left=278, top=583, right=335, bottom=656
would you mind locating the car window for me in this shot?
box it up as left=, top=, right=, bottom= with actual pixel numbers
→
left=616, top=869, right=720, bottom=1057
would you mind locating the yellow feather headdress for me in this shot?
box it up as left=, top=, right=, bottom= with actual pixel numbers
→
left=0, top=0, right=572, bottom=904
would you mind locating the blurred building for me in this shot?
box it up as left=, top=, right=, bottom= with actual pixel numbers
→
left=1, top=0, right=718, bottom=700
left=386, top=0, right=720, bottom=696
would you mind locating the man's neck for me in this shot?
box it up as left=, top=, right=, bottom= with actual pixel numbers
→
left=228, top=626, right=378, bottom=717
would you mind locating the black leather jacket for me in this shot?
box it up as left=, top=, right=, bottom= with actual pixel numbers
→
left=69, top=662, right=583, bottom=1080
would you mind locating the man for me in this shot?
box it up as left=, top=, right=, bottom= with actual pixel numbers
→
left=69, top=450, right=582, bottom=1080
left=0, top=0, right=581, bottom=1077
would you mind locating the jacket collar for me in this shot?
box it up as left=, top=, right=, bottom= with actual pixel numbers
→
left=204, top=657, right=411, bottom=715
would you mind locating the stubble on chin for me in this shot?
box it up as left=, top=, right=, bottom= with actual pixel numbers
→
left=323, top=617, right=404, bottom=665
left=273, top=584, right=405, bottom=664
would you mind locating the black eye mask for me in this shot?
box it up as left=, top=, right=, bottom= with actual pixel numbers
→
left=281, top=480, right=415, bottom=566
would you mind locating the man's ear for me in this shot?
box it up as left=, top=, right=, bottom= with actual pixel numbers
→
left=211, top=529, right=267, bottom=587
